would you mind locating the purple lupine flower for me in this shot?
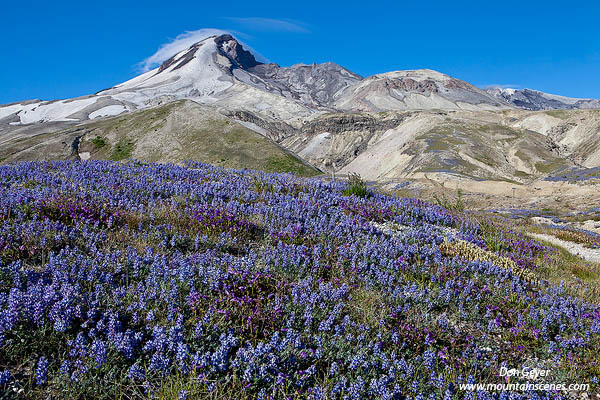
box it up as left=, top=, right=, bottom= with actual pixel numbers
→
left=0, top=370, right=11, bottom=385
left=35, top=357, right=49, bottom=386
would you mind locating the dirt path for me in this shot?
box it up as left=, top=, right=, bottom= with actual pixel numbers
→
left=528, top=232, right=600, bottom=264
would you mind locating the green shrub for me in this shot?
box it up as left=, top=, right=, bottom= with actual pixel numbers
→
left=433, top=188, right=465, bottom=212
left=342, top=173, right=371, bottom=198
left=91, top=136, right=106, bottom=148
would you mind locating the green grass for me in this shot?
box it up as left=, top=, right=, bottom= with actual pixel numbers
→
left=419, top=128, right=466, bottom=152
left=413, top=122, right=549, bottom=181
left=535, top=161, right=565, bottom=174
left=0, top=127, right=83, bottom=164
left=348, top=286, right=387, bottom=328
left=55, top=101, right=321, bottom=176
left=110, top=140, right=135, bottom=161
left=175, top=118, right=319, bottom=176
left=544, top=110, right=571, bottom=119
left=265, top=154, right=317, bottom=176
left=532, top=238, right=600, bottom=301
left=472, top=153, right=497, bottom=166
left=425, top=139, right=450, bottom=151
left=476, top=123, right=520, bottom=139
left=514, top=170, right=531, bottom=178
left=463, top=214, right=600, bottom=302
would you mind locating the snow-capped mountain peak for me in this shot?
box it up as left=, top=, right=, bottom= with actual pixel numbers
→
left=214, top=34, right=261, bottom=70
left=146, top=34, right=261, bottom=77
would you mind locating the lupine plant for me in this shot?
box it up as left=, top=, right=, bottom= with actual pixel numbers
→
left=0, top=160, right=598, bottom=399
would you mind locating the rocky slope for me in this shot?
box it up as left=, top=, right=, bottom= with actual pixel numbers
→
left=244, top=62, right=362, bottom=107
left=334, top=70, right=509, bottom=112
left=486, top=87, right=600, bottom=111
left=505, top=108, right=600, bottom=167
left=288, top=110, right=572, bottom=181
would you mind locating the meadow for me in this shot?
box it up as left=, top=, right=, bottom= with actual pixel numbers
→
left=0, top=160, right=598, bottom=399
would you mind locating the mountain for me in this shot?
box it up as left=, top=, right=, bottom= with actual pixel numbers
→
left=2, top=33, right=600, bottom=183
left=0, top=35, right=511, bottom=131
left=485, top=87, right=600, bottom=111
left=0, top=34, right=317, bottom=129
left=334, top=70, right=509, bottom=112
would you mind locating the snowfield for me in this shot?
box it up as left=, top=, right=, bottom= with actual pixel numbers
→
left=89, top=105, right=128, bottom=119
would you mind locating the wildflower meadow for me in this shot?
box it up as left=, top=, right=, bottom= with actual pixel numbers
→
left=0, top=160, right=598, bottom=399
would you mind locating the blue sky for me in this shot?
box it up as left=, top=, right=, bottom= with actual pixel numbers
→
left=1, top=0, right=599, bottom=104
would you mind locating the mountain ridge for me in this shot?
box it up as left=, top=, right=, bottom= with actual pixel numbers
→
left=1, top=33, right=600, bottom=184
left=3, top=34, right=599, bottom=128
left=0, top=34, right=513, bottom=128
left=485, top=86, right=600, bottom=111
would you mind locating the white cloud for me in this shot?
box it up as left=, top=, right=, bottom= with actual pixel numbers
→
left=138, top=28, right=268, bottom=73
left=225, top=17, right=310, bottom=33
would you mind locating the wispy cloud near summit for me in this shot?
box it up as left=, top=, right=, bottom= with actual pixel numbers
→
left=224, top=17, right=311, bottom=33
left=136, top=18, right=309, bottom=73
left=137, top=28, right=267, bottom=73
left=138, top=29, right=228, bottom=73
